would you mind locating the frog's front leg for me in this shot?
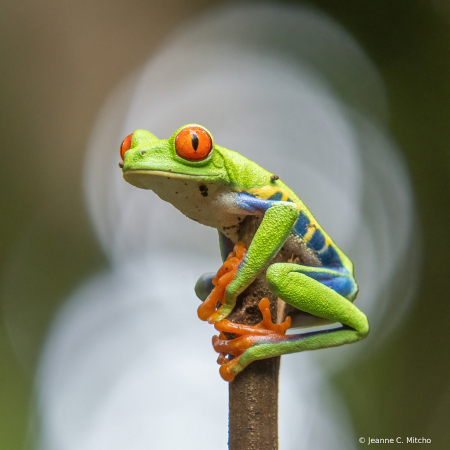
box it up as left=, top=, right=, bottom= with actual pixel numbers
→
left=200, top=194, right=300, bottom=323
left=197, top=242, right=247, bottom=321
left=215, top=263, right=369, bottom=381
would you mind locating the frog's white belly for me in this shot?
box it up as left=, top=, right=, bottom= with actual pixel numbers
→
left=128, top=171, right=244, bottom=240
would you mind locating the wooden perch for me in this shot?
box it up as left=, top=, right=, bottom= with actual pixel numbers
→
left=226, top=216, right=284, bottom=450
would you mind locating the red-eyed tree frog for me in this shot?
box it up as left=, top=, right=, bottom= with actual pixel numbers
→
left=120, top=124, right=369, bottom=382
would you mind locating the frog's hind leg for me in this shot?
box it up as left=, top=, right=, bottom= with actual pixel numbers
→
left=216, top=262, right=368, bottom=381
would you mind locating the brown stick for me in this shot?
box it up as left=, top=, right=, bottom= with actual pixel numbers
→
left=229, top=356, right=280, bottom=450
left=226, top=217, right=283, bottom=450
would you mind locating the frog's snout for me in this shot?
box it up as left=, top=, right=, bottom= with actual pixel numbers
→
left=118, top=161, right=124, bottom=169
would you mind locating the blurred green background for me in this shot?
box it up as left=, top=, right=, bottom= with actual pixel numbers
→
left=1, top=0, right=450, bottom=448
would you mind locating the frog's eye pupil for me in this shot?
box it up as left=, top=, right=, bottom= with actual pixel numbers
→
left=192, top=133, right=199, bottom=151
left=175, top=126, right=213, bottom=161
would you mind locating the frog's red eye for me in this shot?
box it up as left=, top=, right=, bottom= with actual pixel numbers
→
left=120, top=133, right=133, bottom=160
left=175, top=126, right=213, bottom=161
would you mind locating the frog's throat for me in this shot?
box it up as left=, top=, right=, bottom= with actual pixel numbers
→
left=122, top=169, right=224, bottom=189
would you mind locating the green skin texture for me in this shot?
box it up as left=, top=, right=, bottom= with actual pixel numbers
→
left=122, top=124, right=369, bottom=377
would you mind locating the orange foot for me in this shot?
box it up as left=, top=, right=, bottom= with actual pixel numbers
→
left=197, top=242, right=246, bottom=323
left=212, top=298, right=291, bottom=381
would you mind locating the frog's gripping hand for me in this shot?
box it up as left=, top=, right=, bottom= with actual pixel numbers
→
left=197, top=242, right=247, bottom=323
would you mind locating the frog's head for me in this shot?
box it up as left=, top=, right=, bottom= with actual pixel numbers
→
left=120, top=124, right=228, bottom=189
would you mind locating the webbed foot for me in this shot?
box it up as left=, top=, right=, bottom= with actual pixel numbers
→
left=212, top=298, right=291, bottom=381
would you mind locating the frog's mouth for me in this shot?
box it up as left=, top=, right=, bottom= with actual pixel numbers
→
left=122, top=168, right=223, bottom=190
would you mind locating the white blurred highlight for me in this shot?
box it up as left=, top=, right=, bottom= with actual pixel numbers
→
left=35, top=4, right=420, bottom=450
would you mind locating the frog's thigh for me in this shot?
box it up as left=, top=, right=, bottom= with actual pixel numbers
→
left=228, top=263, right=369, bottom=376
left=266, top=263, right=367, bottom=333
left=234, top=263, right=368, bottom=370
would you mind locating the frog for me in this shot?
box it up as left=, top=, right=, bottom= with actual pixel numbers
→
left=119, top=124, right=369, bottom=382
